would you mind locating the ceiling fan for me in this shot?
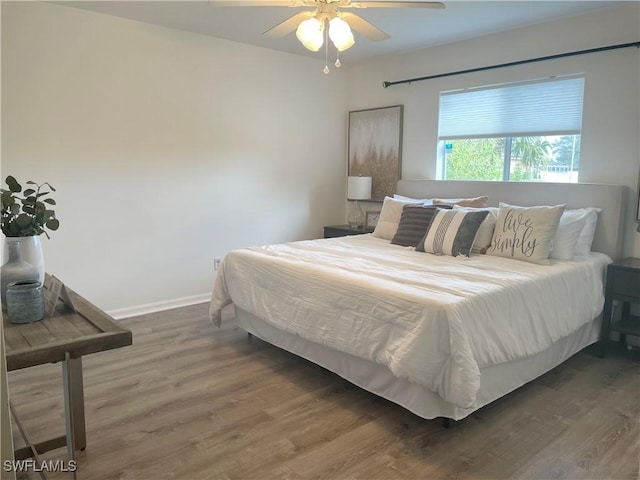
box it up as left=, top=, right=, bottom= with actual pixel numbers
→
left=208, top=0, right=445, bottom=73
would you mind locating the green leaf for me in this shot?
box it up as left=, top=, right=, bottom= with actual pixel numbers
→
left=15, top=214, right=31, bottom=228
left=5, top=176, right=21, bottom=193
left=43, top=198, right=56, bottom=205
left=46, top=218, right=60, bottom=230
left=25, top=181, right=36, bottom=185
left=24, top=189, right=36, bottom=196
left=1, top=191, right=15, bottom=206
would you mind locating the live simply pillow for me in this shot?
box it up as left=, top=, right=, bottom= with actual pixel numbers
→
left=487, top=203, right=565, bottom=264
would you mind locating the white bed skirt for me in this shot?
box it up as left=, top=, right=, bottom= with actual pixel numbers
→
left=234, top=307, right=601, bottom=421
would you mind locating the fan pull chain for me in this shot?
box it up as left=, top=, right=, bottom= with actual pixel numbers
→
left=335, top=49, right=341, bottom=68
left=323, top=26, right=330, bottom=74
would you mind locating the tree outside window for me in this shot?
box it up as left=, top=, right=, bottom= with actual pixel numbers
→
left=442, top=134, right=580, bottom=183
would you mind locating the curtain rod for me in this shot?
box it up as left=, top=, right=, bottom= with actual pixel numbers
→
left=381, top=41, right=640, bottom=88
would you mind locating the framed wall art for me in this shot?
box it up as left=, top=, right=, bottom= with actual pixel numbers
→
left=365, top=210, right=381, bottom=228
left=348, top=105, right=403, bottom=201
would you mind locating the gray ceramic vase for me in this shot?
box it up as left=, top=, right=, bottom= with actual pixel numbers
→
left=1, top=239, right=39, bottom=307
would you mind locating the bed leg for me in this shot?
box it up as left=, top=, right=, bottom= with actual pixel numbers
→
left=442, top=418, right=453, bottom=429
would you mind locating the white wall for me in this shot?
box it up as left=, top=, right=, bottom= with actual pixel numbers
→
left=1, top=1, right=349, bottom=313
left=348, top=4, right=640, bottom=258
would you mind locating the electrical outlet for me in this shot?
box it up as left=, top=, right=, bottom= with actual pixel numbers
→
left=214, top=257, right=222, bottom=270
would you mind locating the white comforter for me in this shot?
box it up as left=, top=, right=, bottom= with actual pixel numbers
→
left=209, top=234, right=609, bottom=408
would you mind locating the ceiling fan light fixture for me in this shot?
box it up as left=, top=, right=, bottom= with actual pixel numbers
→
left=296, top=17, right=324, bottom=52
left=328, top=17, right=355, bottom=52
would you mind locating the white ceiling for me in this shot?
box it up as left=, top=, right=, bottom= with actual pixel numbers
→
left=58, top=1, right=627, bottom=62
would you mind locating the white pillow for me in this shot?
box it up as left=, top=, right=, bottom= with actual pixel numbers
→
left=551, top=209, right=591, bottom=260
left=373, top=196, right=424, bottom=240
left=572, top=208, right=601, bottom=257
left=487, top=203, right=565, bottom=265
left=393, top=194, right=433, bottom=205
left=453, top=205, right=498, bottom=252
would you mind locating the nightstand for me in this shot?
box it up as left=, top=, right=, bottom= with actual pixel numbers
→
left=324, top=225, right=373, bottom=239
left=599, top=257, right=640, bottom=355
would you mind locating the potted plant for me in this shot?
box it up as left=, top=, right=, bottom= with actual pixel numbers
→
left=1, top=175, right=60, bottom=282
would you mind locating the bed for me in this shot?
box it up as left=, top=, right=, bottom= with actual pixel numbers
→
left=209, top=180, right=624, bottom=421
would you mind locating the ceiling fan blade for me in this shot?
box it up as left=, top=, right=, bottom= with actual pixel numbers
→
left=348, top=1, right=445, bottom=8
left=341, top=12, right=389, bottom=41
left=263, top=11, right=315, bottom=37
left=208, top=0, right=308, bottom=7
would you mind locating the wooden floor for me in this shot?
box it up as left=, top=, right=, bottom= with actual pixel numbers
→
left=6, top=303, right=639, bottom=480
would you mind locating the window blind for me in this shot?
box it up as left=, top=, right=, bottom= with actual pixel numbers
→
left=438, top=76, right=585, bottom=140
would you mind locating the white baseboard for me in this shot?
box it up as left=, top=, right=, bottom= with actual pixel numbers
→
left=107, top=293, right=211, bottom=320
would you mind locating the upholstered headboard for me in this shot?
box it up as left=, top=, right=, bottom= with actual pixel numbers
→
left=397, top=180, right=625, bottom=260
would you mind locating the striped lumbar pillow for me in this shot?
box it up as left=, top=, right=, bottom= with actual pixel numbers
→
left=417, top=209, right=489, bottom=257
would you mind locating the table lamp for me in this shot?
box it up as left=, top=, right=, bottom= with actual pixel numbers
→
left=347, top=176, right=372, bottom=229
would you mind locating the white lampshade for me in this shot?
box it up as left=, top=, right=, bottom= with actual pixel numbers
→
left=347, top=176, right=372, bottom=200
left=329, top=17, right=355, bottom=52
left=296, top=17, right=324, bottom=52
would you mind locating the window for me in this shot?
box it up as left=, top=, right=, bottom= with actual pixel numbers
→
left=437, top=75, right=584, bottom=183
